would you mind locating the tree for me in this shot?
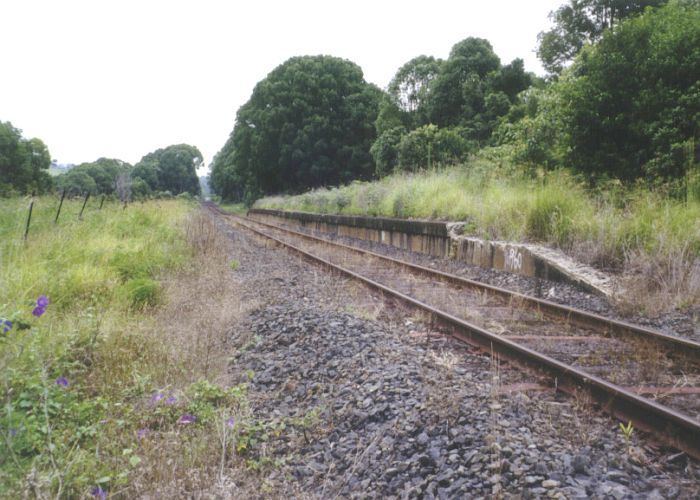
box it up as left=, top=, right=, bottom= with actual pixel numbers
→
left=388, top=55, right=442, bottom=127
left=211, top=55, right=381, bottom=201
left=134, top=144, right=202, bottom=196
left=555, top=0, right=700, bottom=181
left=371, top=127, right=405, bottom=177
left=425, top=38, right=531, bottom=143
left=55, top=169, right=98, bottom=195
left=397, top=124, right=472, bottom=172
left=0, top=121, right=52, bottom=195
left=131, top=160, right=159, bottom=192
left=427, top=38, right=501, bottom=128
left=537, top=0, right=666, bottom=75
left=54, top=158, right=131, bottom=196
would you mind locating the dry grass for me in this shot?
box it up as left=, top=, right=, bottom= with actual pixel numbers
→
left=126, top=210, right=256, bottom=498
left=616, top=239, right=700, bottom=316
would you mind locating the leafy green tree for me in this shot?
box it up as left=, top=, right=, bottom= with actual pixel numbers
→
left=556, top=0, right=700, bottom=181
left=426, top=39, right=532, bottom=143
left=387, top=56, right=443, bottom=128
left=397, top=124, right=472, bottom=172
left=371, top=127, right=406, bottom=177
left=134, top=144, right=202, bottom=196
left=61, top=158, right=131, bottom=195
left=375, top=97, right=408, bottom=136
left=497, top=88, right=568, bottom=169
left=427, top=38, right=501, bottom=128
left=131, top=160, right=159, bottom=192
left=55, top=169, right=98, bottom=195
left=537, top=0, right=666, bottom=75
left=211, top=55, right=381, bottom=201
left=0, top=121, right=52, bottom=195
left=130, top=177, right=151, bottom=198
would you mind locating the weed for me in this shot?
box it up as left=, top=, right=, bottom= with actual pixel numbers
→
left=619, top=421, right=634, bottom=453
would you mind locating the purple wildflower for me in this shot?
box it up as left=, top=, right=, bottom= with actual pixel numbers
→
left=37, top=295, right=49, bottom=308
left=137, top=428, right=149, bottom=439
left=150, top=392, right=164, bottom=404
left=165, top=395, right=177, bottom=405
left=32, top=306, right=45, bottom=317
left=9, top=428, right=17, bottom=438
left=178, top=414, right=197, bottom=425
left=1, top=320, right=12, bottom=333
left=91, top=485, right=107, bottom=500
left=226, top=416, right=235, bottom=428
left=55, top=376, right=69, bottom=387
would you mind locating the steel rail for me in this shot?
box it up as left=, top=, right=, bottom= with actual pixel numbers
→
left=243, top=212, right=700, bottom=355
left=214, top=209, right=700, bottom=460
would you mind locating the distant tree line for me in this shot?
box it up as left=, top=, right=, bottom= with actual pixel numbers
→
left=1, top=128, right=203, bottom=199
left=211, top=0, right=699, bottom=203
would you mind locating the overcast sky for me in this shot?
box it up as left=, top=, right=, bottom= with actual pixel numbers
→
left=1, top=0, right=561, bottom=174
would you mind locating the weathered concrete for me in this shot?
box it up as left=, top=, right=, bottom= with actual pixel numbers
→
left=248, top=208, right=614, bottom=297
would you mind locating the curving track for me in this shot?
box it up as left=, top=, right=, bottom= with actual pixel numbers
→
left=207, top=203, right=700, bottom=460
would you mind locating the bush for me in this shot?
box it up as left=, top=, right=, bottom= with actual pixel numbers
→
left=397, top=125, right=471, bottom=172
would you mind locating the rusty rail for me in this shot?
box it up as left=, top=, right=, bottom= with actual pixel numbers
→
left=245, top=210, right=700, bottom=355
left=208, top=204, right=700, bottom=460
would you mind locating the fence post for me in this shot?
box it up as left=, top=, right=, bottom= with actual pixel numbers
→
left=24, top=197, right=35, bottom=241
left=99, top=195, right=105, bottom=210
left=79, top=192, right=90, bottom=220
left=55, top=189, right=66, bottom=224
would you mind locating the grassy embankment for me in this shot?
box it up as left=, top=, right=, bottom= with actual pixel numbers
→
left=256, top=152, right=700, bottom=314
left=0, top=197, right=251, bottom=497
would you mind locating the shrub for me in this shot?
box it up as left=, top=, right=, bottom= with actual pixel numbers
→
left=397, top=124, right=472, bottom=172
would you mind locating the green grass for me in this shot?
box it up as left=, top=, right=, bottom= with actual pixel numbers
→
left=256, top=158, right=699, bottom=260
left=0, top=197, right=231, bottom=496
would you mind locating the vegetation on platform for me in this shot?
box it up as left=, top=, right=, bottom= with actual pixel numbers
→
left=256, top=151, right=700, bottom=313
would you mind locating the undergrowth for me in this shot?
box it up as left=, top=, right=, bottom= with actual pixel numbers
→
left=256, top=151, right=700, bottom=313
left=0, top=198, right=248, bottom=497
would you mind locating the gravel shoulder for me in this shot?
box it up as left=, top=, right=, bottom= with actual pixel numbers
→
left=213, top=212, right=699, bottom=499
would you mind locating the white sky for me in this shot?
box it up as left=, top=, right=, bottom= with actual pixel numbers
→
left=0, top=0, right=561, bottom=174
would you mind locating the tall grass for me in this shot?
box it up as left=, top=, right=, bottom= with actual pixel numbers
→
left=0, top=197, right=236, bottom=496
left=256, top=155, right=700, bottom=312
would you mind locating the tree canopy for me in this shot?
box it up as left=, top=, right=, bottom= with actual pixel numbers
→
left=369, top=38, right=532, bottom=175
left=55, top=158, right=131, bottom=195
left=537, top=0, right=666, bottom=75
left=509, top=0, right=700, bottom=185
left=558, top=0, right=700, bottom=181
left=132, top=144, right=203, bottom=196
left=0, top=121, right=52, bottom=195
left=210, top=55, right=381, bottom=202
left=426, top=38, right=532, bottom=142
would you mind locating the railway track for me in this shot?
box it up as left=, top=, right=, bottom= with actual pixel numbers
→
left=207, top=203, right=700, bottom=460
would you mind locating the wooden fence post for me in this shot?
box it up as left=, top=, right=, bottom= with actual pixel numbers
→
left=79, top=192, right=90, bottom=220
left=24, top=197, right=35, bottom=241
left=55, top=189, right=66, bottom=224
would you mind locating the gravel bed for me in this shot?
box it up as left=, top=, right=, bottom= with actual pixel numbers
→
left=277, top=222, right=699, bottom=342
left=213, top=213, right=699, bottom=498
